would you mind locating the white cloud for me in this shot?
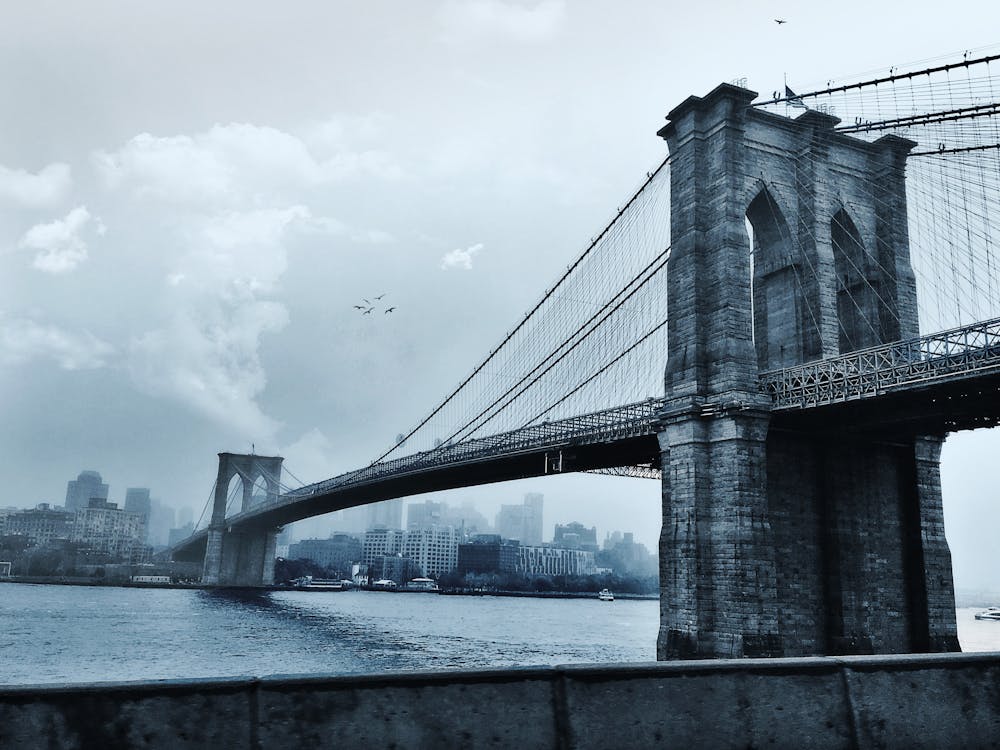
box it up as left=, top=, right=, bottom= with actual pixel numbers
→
left=0, top=162, right=72, bottom=207
left=128, top=206, right=309, bottom=440
left=440, top=242, right=484, bottom=270
left=19, top=206, right=98, bottom=273
left=439, top=0, right=566, bottom=44
left=129, top=300, right=288, bottom=440
left=0, top=314, right=114, bottom=370
left=94, top=121, right=402, bottom=206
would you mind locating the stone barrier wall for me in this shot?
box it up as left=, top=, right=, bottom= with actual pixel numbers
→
left=2, top=652, right=999, bottom=748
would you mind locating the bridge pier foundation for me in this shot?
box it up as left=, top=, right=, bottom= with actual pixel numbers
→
left=657, top=407, right=783, bottom=659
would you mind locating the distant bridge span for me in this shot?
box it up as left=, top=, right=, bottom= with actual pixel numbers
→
left=173, top=316, right=1000, bottom=562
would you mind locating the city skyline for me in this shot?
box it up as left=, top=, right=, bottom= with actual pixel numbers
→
left=1, top=3, right=999, bottom=587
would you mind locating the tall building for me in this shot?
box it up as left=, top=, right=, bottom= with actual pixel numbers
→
left=407, top=500, right=444, bottom=530
left=64, top=470, right=109, bottom=513
left=401, top=527, right=458, bottom=578
left=124, top=488, right=151, bottom=517
left=167, top=522, right=195, bottom=547
left=553, top=521, right=598, bottom=551
left=73, top=499, right=147, bottom=562
left=362, top=528, right=404, bottom=567
left=495, top=493, right=543, bottom=545
left=406, top=500, right=491, bottom=537
left=124, top=488, right=151, bottom=543
left=366, top=499, right=403, bottom=530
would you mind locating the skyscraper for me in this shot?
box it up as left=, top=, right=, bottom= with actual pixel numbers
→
left=495, top=493, right=543, bottom=545
left=124, top=488, right=151, bottom=517
left=367, top=499, right=403, bottom=530
left=64, top=470, right=109, bottom=513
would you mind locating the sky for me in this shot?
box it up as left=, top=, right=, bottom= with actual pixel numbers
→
left=1, top=1, right=998, bottom=589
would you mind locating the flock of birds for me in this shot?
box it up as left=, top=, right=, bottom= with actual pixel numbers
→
left=346, top=19, right=789, bottom=323
left=353, top=294, right=396, bottom=316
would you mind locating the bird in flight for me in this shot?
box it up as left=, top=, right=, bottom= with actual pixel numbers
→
left=353, top=305, right=365, bottom=310
left=774, top=18, right=787, bottom=24
left=375, top=294, right=387, bottom=301
left=385, top=307, right=396, bottom=314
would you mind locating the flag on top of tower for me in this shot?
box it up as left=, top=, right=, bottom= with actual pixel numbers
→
left=785, top=84, right=807, bottom=109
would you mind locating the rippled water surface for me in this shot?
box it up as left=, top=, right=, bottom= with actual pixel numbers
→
left=0, top=584, right=658, bottom=685
left=1, top=585, right=997, bottom=686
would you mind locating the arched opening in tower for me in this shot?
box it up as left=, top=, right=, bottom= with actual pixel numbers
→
left=745, top=188, right=814, bottom=370
left=832, top=208, right=884, bottom=352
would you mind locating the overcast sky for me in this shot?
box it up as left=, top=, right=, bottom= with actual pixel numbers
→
left=2, top=1, right=998, bottom=589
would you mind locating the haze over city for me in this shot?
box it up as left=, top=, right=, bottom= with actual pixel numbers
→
left=1, top=1, right=998, bottom=589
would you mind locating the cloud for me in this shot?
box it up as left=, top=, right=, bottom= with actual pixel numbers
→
left=129, top=206, right=308, bottom=439
left=19, top=206, right=98, bottom=273
left=94, top=121, right=402, bottom=206
left=441, top=242, right=484, bottom=270
left=129, top=299, right=288, bottom=440
left=0, top=314, right=114, bottom=370
left=438, top=0, right=566, bottom=44
left=0, top=162, right=72, bottom=207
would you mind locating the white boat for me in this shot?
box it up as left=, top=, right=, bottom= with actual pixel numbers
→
left=598, top=588, right=614, bottom=602
left=974, top=607, right=1000, bottom=621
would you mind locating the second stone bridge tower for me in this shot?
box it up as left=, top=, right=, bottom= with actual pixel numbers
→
left=657, top=84, right=958, bottom=659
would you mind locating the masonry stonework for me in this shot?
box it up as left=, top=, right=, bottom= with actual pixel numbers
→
left=202, top=452, right=284, bottom=586
left=656, top=84, right=959, bottom=659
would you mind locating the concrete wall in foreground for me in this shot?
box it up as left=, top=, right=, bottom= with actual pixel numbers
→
left=2, top=652, right=1000, bottom=749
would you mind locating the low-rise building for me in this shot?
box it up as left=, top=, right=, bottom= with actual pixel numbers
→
left=517, top=545, right=596, bottom=576
left=457, top=534, right=520, bottom=575
left=288, top=534, right=362, bottom=575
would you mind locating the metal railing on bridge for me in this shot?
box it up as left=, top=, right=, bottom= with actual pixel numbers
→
left=760, top=317, right=1000, bottom=410
left=268, top=397, right=666, bottom=508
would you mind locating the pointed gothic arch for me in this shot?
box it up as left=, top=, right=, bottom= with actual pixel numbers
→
left=832, top=207, right=884, bottom=351
left=745, top=187, right=814, bottom=369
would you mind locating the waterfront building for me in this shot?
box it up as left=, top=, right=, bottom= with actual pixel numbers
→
left=457, top=534, right=520, bottom=575
left=72, top=499, right=147, bottom=562
left=371, top=554, right=415, bottom=584
left=3, top=504, right=75, bottom=546
left=553, top=521, right=599, bottom=551
left=495, top=493, right=543, bottom=545
left=288, top=534, right=362, bottom=575
left=401, top=527, right=458, bottom=578
left=64, top=470, right=109, bottom=513
left=362, top=527, right=404, bottom=567
left=517, top=545, right=597, bottom=576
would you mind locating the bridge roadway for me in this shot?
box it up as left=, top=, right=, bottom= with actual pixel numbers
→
left=173, top=317, right=1000, bottom=561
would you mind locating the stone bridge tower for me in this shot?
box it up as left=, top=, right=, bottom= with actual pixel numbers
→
left=202, top=452, right=284, bottom=586
left=657, top=84, right=959, bottom=659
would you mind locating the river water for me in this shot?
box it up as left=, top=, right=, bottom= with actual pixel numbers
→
left=0, top=584, right=997, bottom=686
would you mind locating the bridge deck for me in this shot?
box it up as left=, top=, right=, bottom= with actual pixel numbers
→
left=174, top=317, right=1000, bottom=558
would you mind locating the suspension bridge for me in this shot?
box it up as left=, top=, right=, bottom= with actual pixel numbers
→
left=173, top=49, right=1000, bottom=660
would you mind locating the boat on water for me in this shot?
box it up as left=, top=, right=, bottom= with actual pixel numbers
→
left=974, top=607, right=1000, bottom=621
left=292, top=576, right=353, bottom=591
left=598, top=589, right=614, bottom=602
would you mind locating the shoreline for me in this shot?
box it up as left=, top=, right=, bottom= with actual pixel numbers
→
left=0, top=577, right=657, bottom=600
